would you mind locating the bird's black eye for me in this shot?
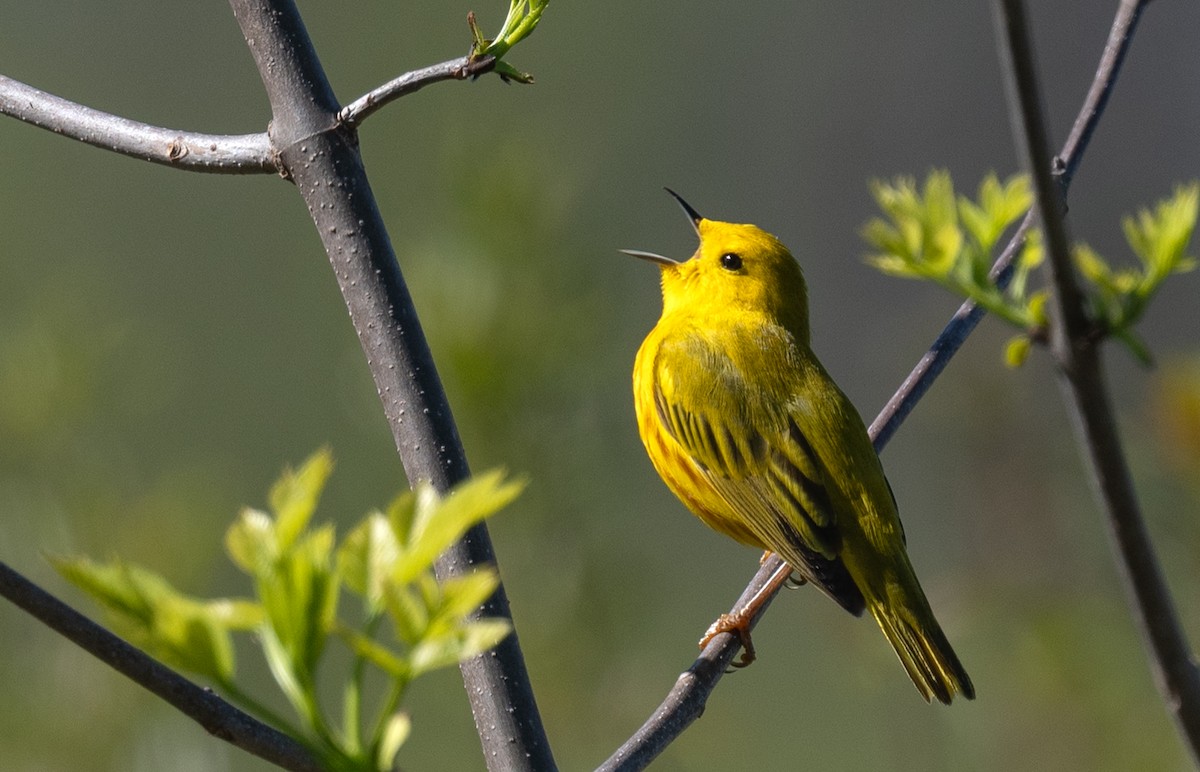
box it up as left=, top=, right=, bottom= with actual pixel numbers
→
left=719, top=252, right=743, bottom=272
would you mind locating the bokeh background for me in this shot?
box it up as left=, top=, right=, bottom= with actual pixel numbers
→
left=3, top=1, right=1200, bottom=770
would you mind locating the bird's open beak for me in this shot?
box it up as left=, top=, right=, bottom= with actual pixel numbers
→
left=620, top=248, right=680, bottom=266
left=620, top=188, right=705, bottom=266
left=664, top=187, right=703, bottom=236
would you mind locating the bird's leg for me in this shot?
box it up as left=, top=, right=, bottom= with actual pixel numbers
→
left=760, top=550, right=805, bottom=589
left=699, top=558, right=794, bottom=668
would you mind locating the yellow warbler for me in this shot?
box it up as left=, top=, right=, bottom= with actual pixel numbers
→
left=625, top=190, right=974, bottom=704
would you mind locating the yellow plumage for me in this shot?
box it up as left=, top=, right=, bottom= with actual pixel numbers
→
left=628, top=191, right=974, bottom=704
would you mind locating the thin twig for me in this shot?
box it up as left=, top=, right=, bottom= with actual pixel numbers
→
left=226, top=1, right=555, bottom=769
left=338, top=55, right=497, bottom=128
left=598, top=565, right=787, bottom=772
left=604, top=2, right=1154, bottom=768
left=993, top=0, right=1200, bottom=763
left=0, top=561, right=320, bottom=771
left=0, top=75, right=275, bottom=174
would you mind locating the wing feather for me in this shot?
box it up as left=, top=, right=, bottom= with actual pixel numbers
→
left=652, top=332, right=865, bottom=615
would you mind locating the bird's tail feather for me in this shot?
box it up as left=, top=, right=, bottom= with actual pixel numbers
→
left=867, top=587, right=974, bottom=705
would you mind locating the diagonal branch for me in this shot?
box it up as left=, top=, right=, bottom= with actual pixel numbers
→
left=0, top=561, right=320, bottom=772
left=602, top=2, right=1154, bottom=768
left=225, top=1, right=555, bottom=769
left=870, top=0, right=1146, bottom=450
left=993, top=0, right=1200, bottom=763
left=4, top=6, right=551, bottom=769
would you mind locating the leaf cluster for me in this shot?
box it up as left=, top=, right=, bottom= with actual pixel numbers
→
left=469, top=0, right=550, bottom=83
left=863, top=171, right=1198, bottom=366
left=52, top=450, right=523, bottom=772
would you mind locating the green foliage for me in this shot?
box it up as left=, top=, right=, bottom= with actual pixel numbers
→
left=53, top=450, right=522, bottom=771
left=863, top=171, right=1198, bottom=366
left=469, top=0, right=550, bottom=83
left=864, top=171, right=1042, bottom=333
left=49, top=556, right=260, bottom=683
left=1077, top=183, right=1199, bottom=363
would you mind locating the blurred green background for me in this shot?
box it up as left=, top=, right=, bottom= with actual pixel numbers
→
left=3, top=1, right=1199, bottom=769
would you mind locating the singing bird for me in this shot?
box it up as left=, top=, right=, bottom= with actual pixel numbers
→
left=625, top=190, right=974, bottom=704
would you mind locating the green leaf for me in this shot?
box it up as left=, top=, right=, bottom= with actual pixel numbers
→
left=226, top=507, right=276, bottom=575
left=433, top=570, right=502, bottom=629
left=864, top=171, right=966, bottom=281
left=1115, top=328, right=1154, bottom=367
left=51, top=556, right=239, bottom=682
left=477, top=0, right=549, bottom=61
left=384, top=584, right=429, bottom=646
left=1123, top=182, right=1199, bottom=276
left=394, top=470, right=525, bottom=584
left=338, top=512, right=400, bottom=613
left=866, top=171, right=1036, bottom=327
left=258, top=525, right=338, bottom=676
left=1071, top=182, right=1199, bottom=351
left=336, top=625, right=411, bottom=679
left=1008, top=230, right=1044, bottom=302
left=260, top=625, right=311, bottom=723
left=493, top=60, right=535, bottom=85
left=1025, top=290, right=1049, bottom=327
left=52, top=555, right=158, bottom=622
left=163, top=602, right=238, bottom=683
left=376, top=713, right=413, bottom=771
left=269, top=448, right=334, bottom=551
left=980, top=173, right=1033, bottom=239
left=1074, top=244, right=1117, bottom=294
left=52, top=452, right=531, bottom=769
left=957, top=197, right=990, bottom=253
left=385, top=491, right=417, bottom=548
left=864, top=250, right=922, bottom=279
left=1122, top=182, right=1199, bottom=316
left=960, top=173, right=1033, bottom=285
left=1005, top=336, right=1032, bottom=368
left=409, top=619, right=512, bottom=678
left=207, top=598, right=264, bottom=631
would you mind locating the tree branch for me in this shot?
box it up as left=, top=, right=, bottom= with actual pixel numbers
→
left=0, top=53, right=500, bottom=173
left=0, top=561, right=320, bottom=771
left=870, top=0, right=1145, bottom=450
left=993, top=0, right=1200, bottom=763
left=338, top=55, right=497, bottom=128
left=225, top=1, right=555, bottom=769
left=605, top=2, right=1155, bottom=768
left=0, top=75, right=276, bottom=174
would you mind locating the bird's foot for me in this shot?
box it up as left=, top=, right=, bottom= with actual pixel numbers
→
left=699, top=611, right=756, bottom=669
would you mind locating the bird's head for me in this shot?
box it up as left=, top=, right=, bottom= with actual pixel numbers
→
left=623, top=189, right=810, bottom=339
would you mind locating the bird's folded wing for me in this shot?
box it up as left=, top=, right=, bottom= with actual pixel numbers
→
left=652, top=348, right=842, bottom=561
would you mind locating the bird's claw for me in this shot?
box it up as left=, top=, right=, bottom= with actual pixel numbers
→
left=699, top=612, right=757, bottom=670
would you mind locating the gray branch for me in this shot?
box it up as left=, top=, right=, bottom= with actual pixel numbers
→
left=0, top=56, right=502, bottom=173
left=0, top=75, right=275, bottom=173
left=225, top=1, right=556, bottom=769
left=870, top=0, right=1146, bottom=449
left=602, top=2, right=1156, bottom=768
left=2, top=5, right=554, bottom=769
left=0, top=561, right=320, bottom=771
left=338, top=55, right=496, bottom=127
left=993, top=0, right=1200, bottom=763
